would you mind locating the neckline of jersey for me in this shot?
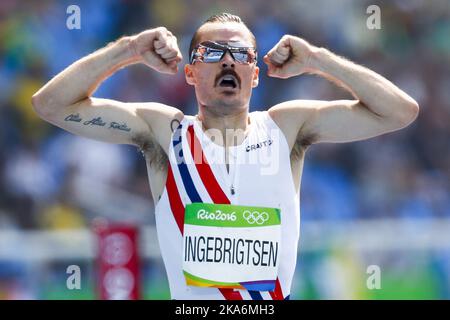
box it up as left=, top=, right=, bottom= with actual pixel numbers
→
left=192, top=113, right=254, bottom=150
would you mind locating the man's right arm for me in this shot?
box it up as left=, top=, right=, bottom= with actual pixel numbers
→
left=31, top=27, right=183, bottom=152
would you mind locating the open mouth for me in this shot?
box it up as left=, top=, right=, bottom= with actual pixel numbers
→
left=217, top=75, right=238, bottom=89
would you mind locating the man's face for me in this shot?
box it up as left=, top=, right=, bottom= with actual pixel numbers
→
left=184, top=22, right=259, bottom=114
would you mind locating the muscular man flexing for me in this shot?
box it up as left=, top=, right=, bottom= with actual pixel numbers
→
left=32, top=13, right=419, bottom=300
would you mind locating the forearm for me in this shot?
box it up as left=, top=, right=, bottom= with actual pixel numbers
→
left=309, top=48, right=419, bottom=122
left=32, top=37, right=138, bottom=113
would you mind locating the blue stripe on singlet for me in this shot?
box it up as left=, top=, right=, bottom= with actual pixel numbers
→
left=172, top=123, right=202, bottom=203
left=248, top=291, right=264, bottom=300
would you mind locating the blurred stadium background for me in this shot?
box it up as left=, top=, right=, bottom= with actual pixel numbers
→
left=0, top=0, right=449, bottom=299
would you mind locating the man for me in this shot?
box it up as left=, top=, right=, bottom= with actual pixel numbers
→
left=32, top=13, right=419, bottom=300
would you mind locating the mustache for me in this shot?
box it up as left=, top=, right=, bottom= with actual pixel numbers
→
left=214, top=69, right=241, bottom=87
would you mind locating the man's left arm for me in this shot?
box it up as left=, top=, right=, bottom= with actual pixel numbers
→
left=265, top=35, right=419, bottom=147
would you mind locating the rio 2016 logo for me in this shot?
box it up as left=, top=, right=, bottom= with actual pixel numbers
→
left=197, top=209, right=237, bottom=221
left=242, top=210, right=269, bottom=225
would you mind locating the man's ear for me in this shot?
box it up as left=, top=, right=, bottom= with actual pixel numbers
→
left=251, top=66, right=259, bottom=88
left=184, top=64, right=196, bottom=86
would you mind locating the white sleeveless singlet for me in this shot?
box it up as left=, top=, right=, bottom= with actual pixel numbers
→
left=154, top=111, right=300, bottom=300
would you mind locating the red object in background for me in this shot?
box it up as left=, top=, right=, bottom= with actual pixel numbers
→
left=95, top=222, right=140, bottom=300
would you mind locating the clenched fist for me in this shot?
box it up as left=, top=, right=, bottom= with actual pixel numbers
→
left=130, top=27, right=182, bottom=74
left=263, top=35, right=318, bottom=79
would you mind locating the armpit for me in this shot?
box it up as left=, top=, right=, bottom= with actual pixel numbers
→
left=132, top=133, right=168, bottom=171
left=291, top=131, right=317, bottom=160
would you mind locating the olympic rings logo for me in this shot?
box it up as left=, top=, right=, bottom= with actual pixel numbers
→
left=242, top=210, right=269, bottom=225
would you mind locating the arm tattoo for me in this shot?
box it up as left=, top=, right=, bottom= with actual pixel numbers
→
left=83, top=117, right=106, bottom=126
left=65, top=114, right=131, bottom=132
left=109, top=121, right=131, bottom=132
left=170, top=118, right=181, bottom=132
left=64, top=113, right=82, bottom=122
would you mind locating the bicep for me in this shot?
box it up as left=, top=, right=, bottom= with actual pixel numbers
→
left=271, top=99, right=402, bottom=146
left=43, top=98, right=153, bottom=146
left=301, top=99, right=399, bottom=144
